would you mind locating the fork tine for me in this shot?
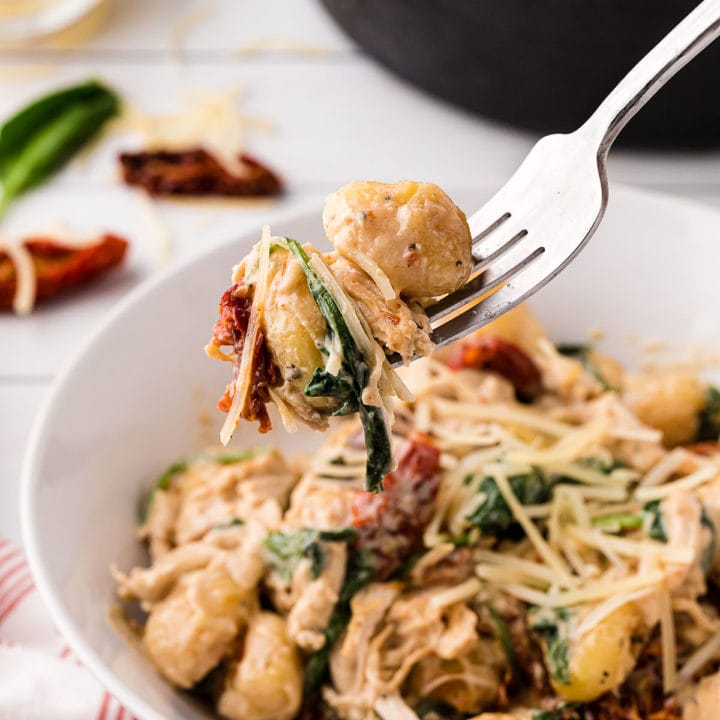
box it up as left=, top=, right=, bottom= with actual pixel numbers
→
left=472, top=211, right=511, bottom=243
left=472, top=229, right=528, bottom=274
left=426, top=242, right=544, bottom=323
left=429, top=281, right=535, bottom=350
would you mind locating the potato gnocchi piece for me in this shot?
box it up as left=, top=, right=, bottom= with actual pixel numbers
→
left=537, top=603, right=645, bottom=703
left=623, top=370, right=706, bottom=446
left=144, top=566, right=252, bottom=688
left=323, top=180, right=472, bottom=299
left=218, top=612, right=302, bottom=720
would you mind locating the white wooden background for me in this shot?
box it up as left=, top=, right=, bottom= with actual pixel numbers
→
left=2, top=0, right=720, bottom=545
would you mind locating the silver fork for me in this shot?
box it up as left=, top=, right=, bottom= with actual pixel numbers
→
left=423, top=0, right=720, bottom=353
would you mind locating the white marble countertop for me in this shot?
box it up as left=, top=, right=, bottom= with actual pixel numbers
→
left=2, top=0, right=720, bottom=545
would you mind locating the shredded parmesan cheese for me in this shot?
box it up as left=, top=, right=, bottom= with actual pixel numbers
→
left=634, top=465, right=717, bottom=502
left=348, top=248, right=396, bottom=300
left=428, top=578, right=482, bottom=609
left=1, top=240, right=36, bottom=315
left=567, top=526, right=694, bottom=564
left=678, top=630, right=720, bottom=685
left=220, top=225, right=272, bottom=445
left=431, top=398, right=573, bottom=437
left=641, top=448, right=696, bottom=487
left=493, top=471, right=578, bottom=588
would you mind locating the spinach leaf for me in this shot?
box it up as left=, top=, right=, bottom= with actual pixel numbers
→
left=486, top=604, right=519, bottom=678
left=212, top=518, right=244, bottom=530
left=467, top=467, right=550, bottom=535
left=0, top=80, right=119, bottom=217
left=578, top=456, right=627, bottom=474
left=701, top=508, right=717, bottom=576
left=141, top=448, right=270, bottom=521
left=530, top=607, right=573, bottom=685
left=557, top=344, right=615, bottom=391
left=697, top=386, right=720, bottom=442
left=305, top=368, right=358, bottom=416
left=265, top=527, right=359, bottom=583
left=304, top=548, right=377, bottom=694
left=644, top=500, right=668, bottom=543
left=532, top=705, right=581, bottom=720
left=287, top=238, right=392, bottom=492
left=265, top=529, right=326, bottom=581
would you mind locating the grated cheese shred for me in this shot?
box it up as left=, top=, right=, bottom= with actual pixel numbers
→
left=1, top=240, right=37, bottom=315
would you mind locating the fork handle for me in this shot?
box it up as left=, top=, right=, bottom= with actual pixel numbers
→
left=584, top=0, right=720, bottom=153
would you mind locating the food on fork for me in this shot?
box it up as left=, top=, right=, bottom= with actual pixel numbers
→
left=0, top=233, right=128, bottom=314
left=115, top=304, right=720, bottom=720
left=206, top=180, right=473, bottom=491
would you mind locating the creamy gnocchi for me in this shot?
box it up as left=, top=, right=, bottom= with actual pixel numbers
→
left=205, top=180, right=472, bottom=492
left=116, top=304, right=720, bottom=720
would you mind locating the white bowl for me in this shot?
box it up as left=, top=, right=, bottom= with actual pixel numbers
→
left=21, top=185, right=720, bottom=719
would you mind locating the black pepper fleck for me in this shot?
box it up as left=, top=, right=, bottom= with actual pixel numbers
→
left=384, top=194, right=391, bottom=201
left=456, top=260, right=463, bottom=266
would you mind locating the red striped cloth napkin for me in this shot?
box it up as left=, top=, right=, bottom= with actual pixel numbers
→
left=0, top=538, right=135, bottom=720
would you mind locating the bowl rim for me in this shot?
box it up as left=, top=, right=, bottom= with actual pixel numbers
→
left=19, top=184, right=720, bottom=718
left=19, top=198, right=322, bottom=719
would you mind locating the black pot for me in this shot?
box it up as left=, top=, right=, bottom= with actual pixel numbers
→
left=319, top=0, right=720, bottom=148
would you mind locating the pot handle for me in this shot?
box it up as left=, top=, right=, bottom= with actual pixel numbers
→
left=583, top=0, right=720, bottom=154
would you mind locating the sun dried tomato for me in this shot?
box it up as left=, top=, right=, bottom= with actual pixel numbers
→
left=685, top=441, right=720, bottom=457
left=351, top=435, right=441, bottom=579
left=211, top=283, right=280, bottom=433
left=119, top=148, right=282, bottom=197
left=446, top=335, right=542, bottom=401
left=0, top=233, right=128, bottom=310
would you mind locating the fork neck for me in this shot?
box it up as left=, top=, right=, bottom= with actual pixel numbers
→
left=581, top=0, right=720, bottom=158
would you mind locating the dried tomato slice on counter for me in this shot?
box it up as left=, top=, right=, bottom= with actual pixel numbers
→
left=351, top=434, right=441, bottom=579
left=0, top=233, right=128, bottom=311
left=446, top=334, right=542, bottom=401
left=118, top=148, right=283, bottom=197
